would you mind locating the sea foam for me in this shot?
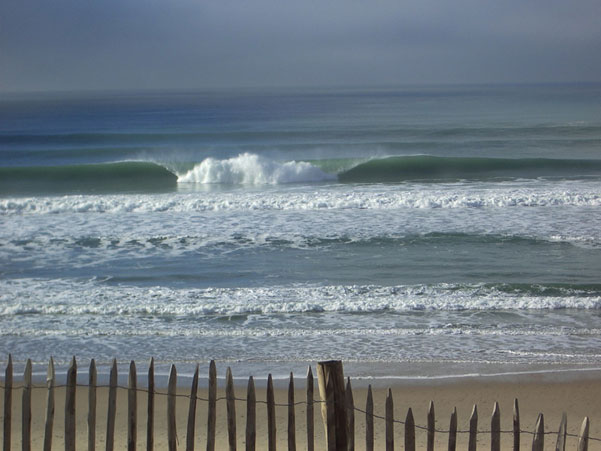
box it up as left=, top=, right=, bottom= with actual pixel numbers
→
left=177, top=153, right=335, bottom=185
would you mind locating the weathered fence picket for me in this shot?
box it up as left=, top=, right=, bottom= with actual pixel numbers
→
left=106, top=359, right=117, bottom=451
left=491, top=401, right=501, bottom=451
left=167, top=365, right=177, bottom=451
left=246, top=376, right=256, bottom=451
left=288, top=372, right=296, bottom=451
left=225, top=367, right=236, bottom=451
left=267, top=374, right=276, bottom=451
left=128, top=360, right=137, bottom=451
left=427, top=401, right=435, bottom=451
left=206, top=360, right=216, bottom=451
left=532, top=413, right=544, bottom=451
left=448, top=407, right=457, bottom=451
left=513, top=398, right=520, bottom=451
left=365, top=384, right=374, bottom=451
left=147, top=358, right=155, bottom=451
left=65, top=357, right=77, bottom=451
left=43, top=357, right=55, bottom=451
left=385, top=389, right=393, bottom=451
left=186, top=364, right=199, bottom=451
left=22, top=359, right=32, bottom=451
left=4, top=354, right=13, bottom=451
left=557, top=413, right=567, bottom=451
left=468, top=405, right=478, bottom=451
left=578, top=417, right=589, bottom=451
left=345, top=377, right=355, bottom=451
left=405, top=407, right=415, bottom=451
left=88, top=359, right=97, bottom=451
left=306, top=367, right=314, bottom=451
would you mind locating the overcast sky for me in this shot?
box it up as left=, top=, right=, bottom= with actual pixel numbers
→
left=1, top=0, right=600, bottom=93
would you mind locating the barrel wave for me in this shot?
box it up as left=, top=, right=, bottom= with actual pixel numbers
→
left=0, top=161, right=178, bottom=195
left=337, top=156, right=601, bottom=182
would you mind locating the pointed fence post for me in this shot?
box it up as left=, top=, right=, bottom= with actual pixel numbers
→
left=532, top=413, right=544, bottom=451
left=267, top=374, right=276, bottom=451
left=225, top=367, right=237, bottom=451
left=206, top=360, right=216, bottom=451
left=147, top=358, right=155, bottom=451
left=186, top=364, right=199, bottom=451
left=468, top=405, right=478, bottom=451
left=385, top=389, right=393, bottom=451
left=513, top=399, right=520, bottom=451
left=317, top=360, right=348, bottom=451
left=65, top=357, right=77, bottom=451
left=288, top=372, right=296, bottom=451
left=88, top=359, right=97, bottom=451
left=128, top=361, right=137, bottom=451
left=448, top=407, right=457, bottom=451
left=3, top=354, right=13, bottom=451
left=246, top=376, right=256, bottom=451
left=345, top=378, right=354, bottom=451
left=106, top=359, right=118, bottom=451
left=306, top=367, right=314, bottom=451
left=555, top=413, right=567, bottom=451
left=167, top=365, right=177, bottom=451
left=427, top=401, right=435, bottom=451
left=365, top=385, right=374, bottom=451
left=405, top=407, right=415, bottom=451
left=491, top=402, right=501, bottom=451
left=22, top=359, right=32, bottom=451
left=577, top=417, right=589, bottom=451
left=43, top=357, right=56, bottom=451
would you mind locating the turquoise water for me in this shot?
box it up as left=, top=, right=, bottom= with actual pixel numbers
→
left=1, top=85, right=601, bottom=378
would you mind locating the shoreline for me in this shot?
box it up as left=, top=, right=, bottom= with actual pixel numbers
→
left=3, top=359, right=601, bottom=388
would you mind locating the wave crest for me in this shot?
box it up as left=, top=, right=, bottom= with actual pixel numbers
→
left=177, top=153, right=335, bottom=185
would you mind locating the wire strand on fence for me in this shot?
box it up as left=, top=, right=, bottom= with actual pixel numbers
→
left=2, top=381, right=600, bottom=442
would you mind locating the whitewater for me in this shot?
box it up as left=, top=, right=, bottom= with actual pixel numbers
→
left=1, top=85, right=601, bottom=378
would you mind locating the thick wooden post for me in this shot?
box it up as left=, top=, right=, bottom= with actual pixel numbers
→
left=267, top=374, right=276, bottom=451
left=22, top=359, right=32, bottom=451
left=577, top=417, right=589, bottom=451
left=468, top=405, right=478, bottom=451
left=147, top=358, right=155, bottom=451
left=448, top=407, right=457, bottom=451
left=317, top=360, right=348, bottom=451
left=206, top=360, right=216, bottom=451
left=385, top=389, right=393, bottom=451
left=43, top=357, right=56, bottom=451
left=405, top=407, right=415, bottom=451
left=128, top=361, right=137, bottom=451
left=186, top=364, right=199, bottom=451
left=4, top=354, right=13, bottom=451
left=106, top=359, right=118, bottom=451
left=427, top=401, right=435, bottom=451
left=513, top=399, right=520, bottom=451
left=532, top=413, right=544, bottom=451
left=345, top=378, right=354, bottom=451
left=88, top=359, right=97, bottom=451
left=288, top=372, right=296, bottom=451
left=555, top=413, right=567, bottom=451
left=365, top=385, right=374, bottom=451
left=246, top=376, right=256, bottom=451
left=491, top=402, right=501, bottom=451
left=306, top=367, right=314, bottom=451
left=225, top=367, right=237, bottom=451
left=65, top=357, right=77, bottom=451
left=167, top=365, right=177, bottom=451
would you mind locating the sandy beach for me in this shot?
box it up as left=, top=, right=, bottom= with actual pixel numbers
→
left=2, top=369, right=600, bottom=450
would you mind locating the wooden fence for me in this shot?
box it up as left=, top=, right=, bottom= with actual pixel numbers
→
left=1, top=356, right=598, bottom=450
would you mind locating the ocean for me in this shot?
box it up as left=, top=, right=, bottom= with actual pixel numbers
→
left=1, top=84, right=601, bottom=381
